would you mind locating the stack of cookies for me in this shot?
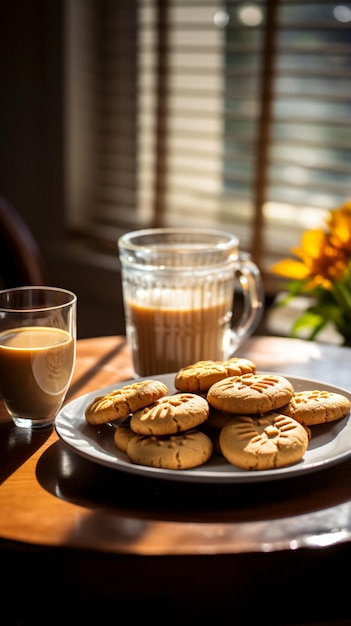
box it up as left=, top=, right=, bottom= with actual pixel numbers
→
left=84, top=357, right=351, bottom=472
left=174, top=358, right=307, bottom=470
left=85, top=378, right=213, bottom=470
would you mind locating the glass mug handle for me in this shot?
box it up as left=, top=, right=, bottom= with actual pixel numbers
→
left=229, top=252, right=264, bottom=354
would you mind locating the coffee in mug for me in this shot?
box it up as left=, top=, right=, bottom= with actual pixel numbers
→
left=118, top=228, right=263, bottom=377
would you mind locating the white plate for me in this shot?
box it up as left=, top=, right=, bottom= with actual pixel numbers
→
left=55, top=373, right=351, bottom=484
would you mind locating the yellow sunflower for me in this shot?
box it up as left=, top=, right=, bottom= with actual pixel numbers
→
left=272, top=228, right=348, bottom=291
left=271, top=199, right=351, bottom=344
left=328, top=201, right=351, bottom=253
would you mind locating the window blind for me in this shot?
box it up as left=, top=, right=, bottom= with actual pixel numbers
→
left=65, top=0, right=351, bottom=291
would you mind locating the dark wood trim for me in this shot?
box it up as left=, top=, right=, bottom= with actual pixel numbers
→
left=251, top=0, right=279, bottom=266
left=152, top=0, right=170, bottom=227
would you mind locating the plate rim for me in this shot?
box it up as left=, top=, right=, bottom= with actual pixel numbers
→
left=55, top=372, right=351, bottom=484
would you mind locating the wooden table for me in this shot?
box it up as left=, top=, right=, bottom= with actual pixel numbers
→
left=2, top=335, right=351, bottom=625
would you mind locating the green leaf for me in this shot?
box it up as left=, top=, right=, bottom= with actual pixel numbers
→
left=308, top=302, right=342, bottom=321
left=332, top=281, right=351, bottom=309
left=290, top=310, right=327, bottom=338
left=286, top=279, right=307, bottom=297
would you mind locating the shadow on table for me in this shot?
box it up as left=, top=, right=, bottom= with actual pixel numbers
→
left=36, top=439, right=351, bottom=524
left=0, top=420, right=52, bottom=484
left=6, top=440, right=351, bottom=626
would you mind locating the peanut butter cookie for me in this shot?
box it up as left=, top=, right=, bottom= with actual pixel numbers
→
left=280, top=389, right=351, bottom=426
left=207, top=407, right=234, bottom=430
left=174, top=357, right=256, bottom=393
left=113, top=418, right=136, bottom=453
left=85, top=379, right=168, bottom=425
left=130, top=392, right=209, bottom=436
left=127, top=428, right=213, bottom=470
left=207, top=373, right=294, bottom=415
left=219, top=412, right=309, bottom=470
left=222, top=357, right=257, bottom=376
left=174, top=360, right=229, bottom=393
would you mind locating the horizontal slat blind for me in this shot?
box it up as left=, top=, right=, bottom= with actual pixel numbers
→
left=65, top=0, right=351, bottom=286
left=66, top=0, right=139, bottom=235
left=264, top=0, right=351, bottom=265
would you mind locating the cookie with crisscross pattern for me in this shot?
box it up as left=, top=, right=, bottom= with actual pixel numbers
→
left=207, top=373, right=294, bottom=415
left=127, top=428, right=213, bottom=470
left=85, top=379, right=168, bottom=425
left=130, top=393, right=209, bottom=436
left=280, top=389, right=350, bottom=426
left=174, top=357, right=256, bottom=393
left=219, top=412, right=309, bottom=470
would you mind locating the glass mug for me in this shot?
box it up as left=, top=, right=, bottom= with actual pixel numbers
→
left=0, top=286, right=77, bottom=429
left=118, top=228, right=263, bottom=377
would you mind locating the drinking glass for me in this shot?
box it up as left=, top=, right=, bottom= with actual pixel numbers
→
left=118, top=227, right=263, bottom=377
left=0, top=286, right=77, bottom=428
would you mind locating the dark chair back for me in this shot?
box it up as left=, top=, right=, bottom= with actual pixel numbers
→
left=0, top=196, right=46, bottom=289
